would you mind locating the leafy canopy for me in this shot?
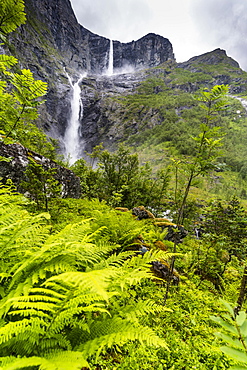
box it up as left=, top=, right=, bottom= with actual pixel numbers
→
left=0, top=0, right=57, bottom=159
left=0, top=0, right=26, bottom=36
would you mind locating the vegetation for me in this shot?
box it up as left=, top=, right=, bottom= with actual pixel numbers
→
left=3, top=1, right=247, bottom=369
left=0, top=185, right=172, bottom=369
left=70, top=144, right=170, bottom=211
left=0, top=0, right=57, bottom=159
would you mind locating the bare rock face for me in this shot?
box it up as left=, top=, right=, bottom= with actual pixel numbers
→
left=5, top=0, right=175, bottom=152
left=23, top=0, right=174, bottom=74
left=6, top=0, right=245, bottom=163
left=113, top=33, right=174, bottom=71
left=0, top=143, right=81, bottom=198
left=77, top=70, right=149, bottom=153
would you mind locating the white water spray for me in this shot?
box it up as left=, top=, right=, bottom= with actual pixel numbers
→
left=233, top=96, right=247, bottom=113
left=106, top=40, right=114, bottom=76
left=64, top=72, right=86, bottom=164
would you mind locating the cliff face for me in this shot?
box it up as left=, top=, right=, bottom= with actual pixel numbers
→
left=113, top=34, right=174, bottom=71
left=6, top=0, right=174, bottom=153
left=5, top=0, right=247, bottom=161
left=23, top=0, right=174, bottom=74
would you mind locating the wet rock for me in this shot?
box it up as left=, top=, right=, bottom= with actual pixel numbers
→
left=0, top=142, right=81, bottom=198
left=151, top=260, right=180, bottom=285
left=132, top=206, right=155, bottom=220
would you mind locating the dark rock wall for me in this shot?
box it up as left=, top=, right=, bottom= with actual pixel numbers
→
left=0, top=143, right=81, bottom=198
left=23, top=0, right=175, bottom=75
left=113, top=33, right=174, bottom=70
left=78, top=70, right=148, bottom=153
left=5, top=0, right=176, bottom=150
left=5, top=0, right=246, bottom=162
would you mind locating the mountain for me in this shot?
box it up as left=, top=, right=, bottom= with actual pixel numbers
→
left=6, top=0, right=173, bottom=155
left=5, top=0, right=247, bottom=160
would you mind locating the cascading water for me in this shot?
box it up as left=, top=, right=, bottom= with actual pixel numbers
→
left=63, top=41, right=116, bottom=163
left=106, top=40, right=114, bottom=76
left=64, top=72, right=86, bottom=164
left=233, top=96, right=247, bottom=113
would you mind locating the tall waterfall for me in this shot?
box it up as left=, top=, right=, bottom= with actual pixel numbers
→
left=64, top=73, right=86, bottom=164
left=106, top=40, right=114, bottom=76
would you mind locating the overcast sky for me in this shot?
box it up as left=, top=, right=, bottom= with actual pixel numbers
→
left=70, top=0, right=247, bottom=71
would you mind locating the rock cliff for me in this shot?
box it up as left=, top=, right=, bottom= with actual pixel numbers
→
left=4, top=0, right=247, bottom=161
left=6, top=0, right=174, bottom=152
left=22, top=0, right=174, bottom=75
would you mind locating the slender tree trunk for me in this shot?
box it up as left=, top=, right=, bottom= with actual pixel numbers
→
left=164, top=173, right=194, bottom=304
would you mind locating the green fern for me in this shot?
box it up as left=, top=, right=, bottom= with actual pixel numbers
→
left=79, top=318, right=168, bottom=360
left=0, top=351, right=89, bottom=370
left=2, top=219, right=114, bottom=306
left=0, top=189, right=170, bottom=367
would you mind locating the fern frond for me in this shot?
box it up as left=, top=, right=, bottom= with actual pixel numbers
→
left=0, top=351, right=89, bottom=370
left=45, top=269, right=119, bottom=301
left=120, top=249, right=172, bottom=269
left=45, top=350, right=89, bottom=369
left=38, top=335, right=71, bottom=352
left=0, top=318, right=46, bottom=345
left=0, top=210, right=49, bottom=261
left=0, top=356, right=53, bottom=370
left=0, top=194, right=172, bottom=363
left=45, top=219, right=105, bottom=245
left=4, top=221, right=116, bottom=299
left=118, top=299, right=171, bottom=323
left=79, top=317, right=168, bottom=359
left=89, top=250, right=136, bottom=270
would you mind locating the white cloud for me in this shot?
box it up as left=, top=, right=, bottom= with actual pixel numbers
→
left=70, top=0, right=247, bottom=70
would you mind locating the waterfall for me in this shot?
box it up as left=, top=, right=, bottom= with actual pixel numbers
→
left=234, top=96, right=247, bottom=113
left=106, top=40, right=114, bottom=76
left=64, top=72, right=86, bottom=165
left=230, top=95, right=247, bottom=114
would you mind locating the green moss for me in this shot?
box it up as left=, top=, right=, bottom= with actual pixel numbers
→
left=168, top=68, right=213, bottom=84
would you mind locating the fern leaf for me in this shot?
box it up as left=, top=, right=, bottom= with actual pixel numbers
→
left=118, top=299, right=172, bottom=323
left=0, top=351, right=89, bottom=370
left=38, top=335, right=71, bottom=352
left=45, top=350, right=89, bottom=370
left=45, top=269, right=119, bottom=301
left=90, top=250, right=136, bottom=270
left=0, top=357, right=53, bottom=370
left=0, top=318, right=46, bottom=345
left=79, top=317, right=168, bottom=359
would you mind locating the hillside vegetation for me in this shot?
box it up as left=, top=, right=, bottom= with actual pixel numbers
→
left=2, top=1, right=247, bottom=370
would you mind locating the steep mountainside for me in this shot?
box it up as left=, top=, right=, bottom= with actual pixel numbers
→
left=6, top=0, right=174, bottom=155
left=5, top=0, right=247, bottom=161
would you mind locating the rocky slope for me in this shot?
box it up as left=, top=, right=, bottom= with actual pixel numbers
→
left=6, top=0, right=174, bottom=155
left=0, top=143, right=81, bottom=198
left=5, top=0, right=247, bottom=159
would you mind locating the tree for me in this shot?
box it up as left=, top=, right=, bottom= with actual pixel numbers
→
left=165, top=84, right=229, bottom=302
left=202, top=197, right=247, bottom=260
left=20, top=158, right=61, bottom=211
left=0, top=0, right=57, bottom=159
left=175, top=85, right=229, bottom=225
left=73, top=144, right=170, bottom=210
